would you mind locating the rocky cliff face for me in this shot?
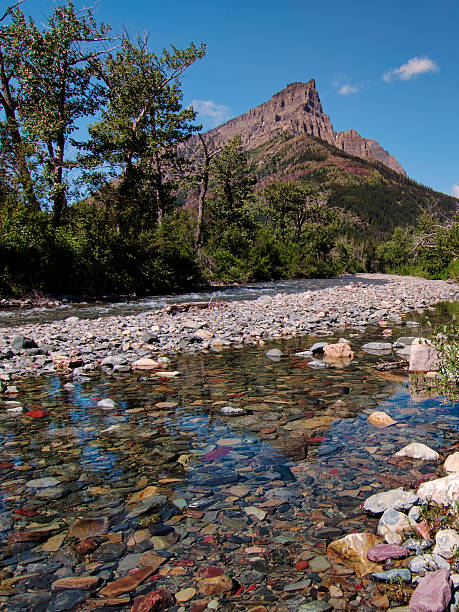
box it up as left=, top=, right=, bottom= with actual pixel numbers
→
left=200, top=80, right=405, bottom=175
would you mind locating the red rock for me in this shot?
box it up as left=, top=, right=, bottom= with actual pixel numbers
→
left=26, top=410, right=48, bottom=418
left=190, top=606, right=208, bottom=612
left=0, top=462, right=14, bottom=469
left=201, top=447, right=231, bottom=461
left=131, top=589, right=174, bottom=612
left=367, top=543, right=409, bottom=562
left=186, top=509, right=204, bottom=519
left=294, top=561, right=310, bottom=570
left=174, top=559, right=195, bottom=567
left=99, top=568, right=156, bottom=597
left=199, top=566, right=224, bottom=578
left=14, top=508, right=38, bottom=517
left=260, top=427, right=276, bottom=434
left=75, top=538, right=98, bottom=555
left=409, top=569, right=452, bottom=612
left=416, top=520, right=431, bottom=540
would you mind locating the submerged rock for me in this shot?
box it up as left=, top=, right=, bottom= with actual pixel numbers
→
left=395, top=442, right=439, bottom=461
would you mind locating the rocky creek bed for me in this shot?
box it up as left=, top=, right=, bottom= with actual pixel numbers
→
left=0, top=274, right=458, bottom=611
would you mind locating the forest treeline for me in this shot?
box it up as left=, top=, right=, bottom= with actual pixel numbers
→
left=0, top=1, right=457, bottom=297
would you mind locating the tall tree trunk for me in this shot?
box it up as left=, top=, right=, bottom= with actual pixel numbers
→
left=0, top=52, right=40, bottom=210
left=194, top=134, right=212, bottom=249
left=52, top=137, right=66, bottom=227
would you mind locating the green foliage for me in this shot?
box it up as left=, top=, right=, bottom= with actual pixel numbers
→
left=428, top=323, right=459, bottom=402
left=377, top=211, right=458, bottom=279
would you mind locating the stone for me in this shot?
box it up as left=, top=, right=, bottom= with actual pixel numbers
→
left=363, top=488, right=418, bottom=514
left=417, top=474, right=459, bottom=506
left=395, top=442, right=439, bottom=461
left=409, top=338, right=439, bottom=372
left=367, top=411, right=396, bottom=427
left=323, top=342, right=354, bottom=359
left=4, top=592, right=51, bottom=611
left=51, top=576, right=99, bottom=591
left=68, top=517, right=109, bottom=540
left=47, top=590, right=88, bottom=611
left=327, top=533, right=383, bottom=576
left=26, top=476, right=61, bottom=488
left=283, top=416, right=336, bottom=430
left=283, top=579, right=311, bottom=591
left=362, top=342, right=393, bottom=352
left=243, top=506, right=267, bottom=520
left=266, top=348, right=283, bottom=358
left=97, top=398, right=116, bottom=409
left=409, top=569, right=451, bottom=612
left=444, top=452, right=459, bottom=474
left=175, top=587, right=196, bottom=603
left=367, top=543, right=409, bottom=562
left=297, top=602, right=333, bottom=612
left=433, top=529, right=459, bottom=559
left=132, top=357, right=162, bottom=369
left=99, top=567, right=156, bottom=597
left=409, top=553, right=450, bottom=575
left=198, top=574, right=233, bottom=596
left=310, top=342, right=329, bottom=354
left=138, top=550, right=168, bottom=569
left=127, top=486, right=159, bottom=503
left=371, top=569, right=411, bottom=583
left=141, top=332, right=160, bottom=344
left=377, top=508, right=411, bottom=544
left=131, top=589, right=175, bottom=612
left=308, top=555, right=331, bottom=571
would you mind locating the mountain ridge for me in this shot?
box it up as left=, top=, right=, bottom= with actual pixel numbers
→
left=199, top=80, right=405, bottom=175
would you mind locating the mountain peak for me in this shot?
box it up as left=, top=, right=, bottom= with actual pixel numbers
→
left=200, top=81, right=405, bottom=175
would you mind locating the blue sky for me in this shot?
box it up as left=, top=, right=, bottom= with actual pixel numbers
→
left=25, top=0, right=459, bottom=196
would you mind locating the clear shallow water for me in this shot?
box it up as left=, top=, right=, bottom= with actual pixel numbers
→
left=0, top=304, right=457, bottom=609
left=0, top=274, right=393, bottom=327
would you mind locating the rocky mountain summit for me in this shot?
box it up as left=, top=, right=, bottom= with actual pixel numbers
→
left=200, top=80, right=405, bottom=175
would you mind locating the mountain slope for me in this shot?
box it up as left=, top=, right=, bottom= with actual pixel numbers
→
left=199, top=80, right=405, bottom=174
left=189, top=80, right=457, bottom=237
left=248, top=131, right=457, bottom=237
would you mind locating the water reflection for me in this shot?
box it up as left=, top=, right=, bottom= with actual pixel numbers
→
left=0, top=309, right=457, bottom=609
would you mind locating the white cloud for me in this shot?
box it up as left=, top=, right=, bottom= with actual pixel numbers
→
left=452, top=184, right=459, bottom=197
left=383, top=56, right=439, bottom=82
left=190, top=99, right=230, bottom=128
left=331, top=74, right=361, bottom=95
left=338, top=84, right=359, bottom=95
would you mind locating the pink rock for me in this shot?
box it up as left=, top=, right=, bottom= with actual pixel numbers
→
left=409, top=569, right=451, bottom=612
left=201, top=447, right=231, bottom=462
left=367, top=543, right=409, bottom=562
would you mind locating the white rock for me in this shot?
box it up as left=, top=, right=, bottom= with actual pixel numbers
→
left=407, top=505, right=422, bottom=524
left=417, top=474, right=459, bottom=506
left=409, top=553, right=450, bottom=574
left=433, top=528, right=459, bottom=559
left=97, top=398, right=116, bottom=409
left=363, top=488, right=418, bottom=514
left=377, top=508, right=411, bottom=544
left=395, top=442, right=439, bottom=461
left=444, top=452, right=459, bottom=474
left=409, top=337, right=439, bottom=372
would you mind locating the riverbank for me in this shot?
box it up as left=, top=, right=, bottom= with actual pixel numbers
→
left=0, top=274, right=458, bottom=381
